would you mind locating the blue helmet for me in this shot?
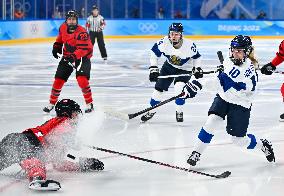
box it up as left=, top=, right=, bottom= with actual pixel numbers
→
left=230, top=35, right=252, bottom=65
left=168, top=23, right=183, bottom=34
left=230, top=35, right=251, bottom=53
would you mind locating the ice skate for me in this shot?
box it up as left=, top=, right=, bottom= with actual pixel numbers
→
left=187, top=151, right=201, bottom=166
left=176, top=111, right=183, bottom=122
left=141, top=112, right=156, bottom=122
left=29, top=176, right=61, bottom=191
left=261, top=139, right=275, bottom=162
left=85, top=103, right=94, bottom=113
left=43, top=104, right=55, bottom=113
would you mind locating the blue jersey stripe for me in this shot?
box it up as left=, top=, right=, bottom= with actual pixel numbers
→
left=151, top=43, right=162, bottom=57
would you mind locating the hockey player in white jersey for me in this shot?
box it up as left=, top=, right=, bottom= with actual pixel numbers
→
left=141, top=23, right=203, bottom=122
left=186, top=35, right=275, bottom=166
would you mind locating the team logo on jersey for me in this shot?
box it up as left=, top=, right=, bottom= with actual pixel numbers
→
left=35, top=131, right=43, bottom=137
left=170, top=55, right=181, bottom=65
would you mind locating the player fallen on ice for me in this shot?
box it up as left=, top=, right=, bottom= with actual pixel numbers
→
left=0, top=99, right=104, bottom=191
left=186, top=35, right=275, bottom=166
left=43, top=10, right=95, bottom=114
left=141, top=23, right=204, bottom=123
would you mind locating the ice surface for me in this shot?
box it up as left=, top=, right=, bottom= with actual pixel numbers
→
left=0, top=38, right=283, bottom=196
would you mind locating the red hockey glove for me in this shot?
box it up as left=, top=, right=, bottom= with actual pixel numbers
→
left=63, top=54, right=77, bottom=64
left=52, top=42, right=63, bottom=59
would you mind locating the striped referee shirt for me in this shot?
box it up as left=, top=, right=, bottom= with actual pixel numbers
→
left=86, top=15, right=105, bottom=32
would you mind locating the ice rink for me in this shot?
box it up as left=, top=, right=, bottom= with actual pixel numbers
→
left=0, top=38, right=283, bottom=196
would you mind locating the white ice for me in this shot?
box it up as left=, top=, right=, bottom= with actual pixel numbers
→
left=0, top=38, right=283, bottom=196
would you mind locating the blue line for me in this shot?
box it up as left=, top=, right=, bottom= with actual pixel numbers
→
left=0, top=82, right=281, bottom=91
left=0, top=83, right=152, bottom=89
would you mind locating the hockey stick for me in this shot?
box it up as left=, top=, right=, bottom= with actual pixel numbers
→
left=103, top=93, right=185, bottom=120
left=87, top=145, right=231, bottom=178
left=128, top=92, right=184, bottom=119
left=66, top=58, right=83, bottom=71
left=158, top=70, right=215, bottom=79
left=217, top=51, right=224, bottom=65
left=274, top=70, right=284, bottom=74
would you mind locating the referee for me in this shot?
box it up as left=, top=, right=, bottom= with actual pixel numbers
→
left=86, top=6, right=107, bottom=61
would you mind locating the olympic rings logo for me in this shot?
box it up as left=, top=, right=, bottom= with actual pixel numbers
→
left=15, top=1, right=31, bottom=12
left=138, top=22, right=158, bottom=33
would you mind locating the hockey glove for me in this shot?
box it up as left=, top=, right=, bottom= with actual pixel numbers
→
left=192, top=67, right=203, bottom=79
left=182, top=80, right=202, bottom=99
left=63, top=54, right=77, bottom=64
left=261, top=62, right=276, bottom=75
left=79, top=157, right=104, bottom=171
left=216, top=64, right=224, bottom=73
left=52, top=42, right=63, bottom=59
left=149, top=66, right=159, bottom=82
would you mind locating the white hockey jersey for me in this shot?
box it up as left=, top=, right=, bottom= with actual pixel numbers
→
left=150, top=36, right=201, bottom=71
left=217, top=57, right=258, bottom=108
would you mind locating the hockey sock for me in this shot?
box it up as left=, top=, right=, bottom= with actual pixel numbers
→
left=175, top=82, right=185, bottom=112
left=231, top=134, right=262, bottom=150
left=20, top=158, right=46, bottom=181
left=77, top=76, right=93, bottom=104
left=49, top=78, right=65, bottom=105
left=150, top=90, right=162, bottom=107
left=175, top=98, right=185, bottom=113
left=193, top=114, right=223, bottom=154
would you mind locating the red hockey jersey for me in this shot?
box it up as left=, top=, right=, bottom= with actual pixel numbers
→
left=23, top=116, right=72, bottom=145
left=56, top=23, right=93, bottom=60
left=271, top=40, right=284, bottom=67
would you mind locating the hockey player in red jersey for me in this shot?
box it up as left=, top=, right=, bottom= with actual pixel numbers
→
left=0, top=99, right=104, bottom=191
left=43, top=10, right=95, bottom=114
left=261, top=40, right=284, bottom=121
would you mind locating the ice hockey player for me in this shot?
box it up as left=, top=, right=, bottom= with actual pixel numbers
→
left=0, top=99, right=104, bottom=191
left=260, top=40, right=284, bottom=121
left=43, top=10, right=94, bottom=114
left=141, top=22, right=203, bottom=123
left=186, top=35, right=275, bottom=166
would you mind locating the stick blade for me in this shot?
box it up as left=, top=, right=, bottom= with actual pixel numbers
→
left=215, top=171, right=231, bottom=178
left=103, top=107, right=130, bottom=121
